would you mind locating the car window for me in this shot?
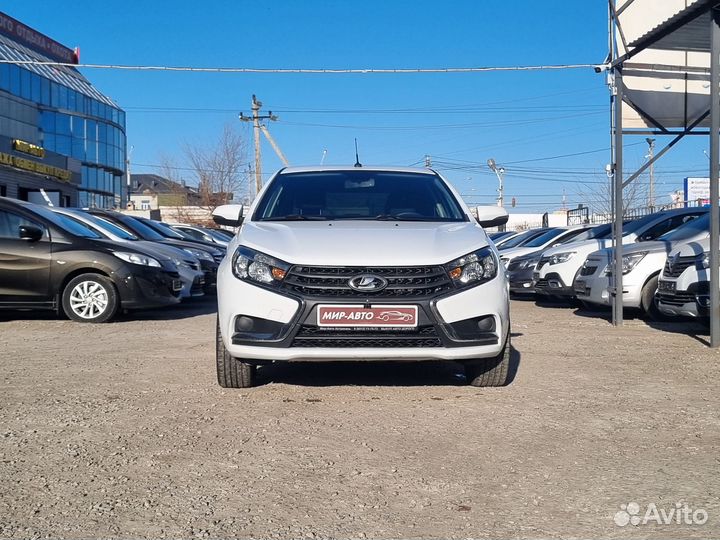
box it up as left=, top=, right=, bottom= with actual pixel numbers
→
left=638, top=213, right=703, bottom=241
left=140, top=218, right=186, bottom=239
left=498, top=229, right=546, bottom=249
left=521, top=228, right=564, bottom=248
left=0, top=210, right=47, bottom=239
left=254, top=171, right=466, bottom=222
left=658, top=212, right=709, bottom=241
left=177, top=227, right=208, bottom=241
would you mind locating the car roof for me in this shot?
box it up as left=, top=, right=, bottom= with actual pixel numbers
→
left=277, top=165, right=438, bottom=175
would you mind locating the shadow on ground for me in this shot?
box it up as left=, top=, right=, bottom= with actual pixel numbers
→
left=0, top=295, right=218, bottom=323
left=254, top=347, right=521, bottom=388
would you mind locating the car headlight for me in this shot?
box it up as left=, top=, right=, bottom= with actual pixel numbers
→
left=548, top=251, right=575, bottom=265
left=445, top=246, right=498, bottom=288
left=603, top=252, right=647, bottom=275
left=232, top=246, right=290, bottom=287
left=518, top=257, right=540, bottom=270
left=113, top=251, right=161, bottom=268
left=183, top=248, right=213, bottom=261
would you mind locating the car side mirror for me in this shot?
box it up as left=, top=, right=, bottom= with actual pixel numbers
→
left=475, top=206, right=509, bottom=228
left=18, top=225, right=43, bottom=242
left=212, top=204, right=244, bottom=227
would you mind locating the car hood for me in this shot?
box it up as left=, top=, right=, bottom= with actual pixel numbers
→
left=237, top=221, right=489, bottom=266
left=588, top=232, right=710, bottom=261
left=499, top=246, right=544, bottom=260
left=671, top=237, right=710, bottom=258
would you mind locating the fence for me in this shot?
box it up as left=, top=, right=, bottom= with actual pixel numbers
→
left=567, top=199, right=707, bottom=226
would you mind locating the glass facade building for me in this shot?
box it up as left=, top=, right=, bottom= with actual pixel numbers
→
left=0, top=11, right=125, bottom=208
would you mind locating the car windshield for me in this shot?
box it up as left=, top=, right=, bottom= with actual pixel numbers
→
left=498, top=229, right=546, bottom=249
left=521, top=228, right=565, bottom=248
left=75, top=212, right=139, bottom=240
left=489, top=231, right=514, bottom=241
left=204, top=228, right=231, bottom=242
left=140, top=218, right=187, bottom=239
left=107, top=214, right=166, bottom=241
left=658, top=212, right=709, bottom=241
left=621, top=212, right=669, bottom=236
left=30, top=205, right=102, bottom=239
left=254, top=170, right=467, bottom=222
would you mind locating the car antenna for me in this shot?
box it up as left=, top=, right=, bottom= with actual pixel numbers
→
left=354, top=138, right=362, bottom=167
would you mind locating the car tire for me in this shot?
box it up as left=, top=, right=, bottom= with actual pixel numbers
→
left=464, top=332, right=511, bottom=387
left=61, top=273, right=119, bottom=323
left=216, top=317, right=256, bottom=388
left=640, top=275, right=667, bottom=321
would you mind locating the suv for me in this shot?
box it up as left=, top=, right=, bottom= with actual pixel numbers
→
left=0, top=197, right=182, bottom=322
left=656, top=237, right=712, bottom=318
left=534, top=208, right=707, bottom=299
left=212, top=166, right=511, bottom=388
left=574, top=210, right=708, bottom=318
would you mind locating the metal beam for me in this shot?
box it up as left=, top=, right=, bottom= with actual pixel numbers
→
left=622, top=94, right=670, bottom=132
left=622, top=110, right=710, bottom=188
left=613, top=71, right=625, bottom=326
left=710, top=9, right=720, bottom=347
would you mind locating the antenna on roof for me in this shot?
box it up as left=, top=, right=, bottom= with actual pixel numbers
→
left=354, top=138, right=362, bottom=167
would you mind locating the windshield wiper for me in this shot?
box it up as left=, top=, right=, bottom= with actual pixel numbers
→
left=263, top=214, right=330, bottom=221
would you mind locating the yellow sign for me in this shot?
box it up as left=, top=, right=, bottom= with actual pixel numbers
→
left=12, top=139, right=45, bottom=158
left=0, top=152, right=71, bottom=182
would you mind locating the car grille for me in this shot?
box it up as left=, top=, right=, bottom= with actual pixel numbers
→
left=663, top=256, right=696, bottom=278
left=656, top=291, right=696, bottom=306
left=282, top=265, right=453, bottom=298
left=291, top=325, right=442, bottom=348
left=580, top=264, right=599, bottom=276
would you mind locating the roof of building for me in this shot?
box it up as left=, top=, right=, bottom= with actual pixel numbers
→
left=0, top=33, right=118, bottom=108
left=131, top=174, right=198, bottom=195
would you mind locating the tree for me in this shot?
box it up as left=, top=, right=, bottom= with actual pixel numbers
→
left=574, top=171, right=650, bottom=219
left=183, top=124, right=250, bottom=211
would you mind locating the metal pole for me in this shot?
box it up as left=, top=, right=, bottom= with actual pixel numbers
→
left=646, top=137, right=655, bottom=208
left=613, top=70, right=624, bottom=326
left=710, top=9, right=720, bottom=347
left=252, top=95, right=262, bottom=195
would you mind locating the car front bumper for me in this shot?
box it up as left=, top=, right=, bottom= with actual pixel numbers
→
left=116, top=266, right=182, bottom=309
left=217, top=268, right=510, bottom=362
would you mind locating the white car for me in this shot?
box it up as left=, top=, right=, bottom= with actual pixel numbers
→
left=534, top=208, right=707, bottom=299
left=50, top=208, right=206, bottom=299
left=656, top=237, right=712, bottom=318
left=499, top=224, right=595, bottom=267
left=213, top=166, right=511, bottom=388
left=574, top=211, right=709, bottom=317
left=170, top=223, right=230, bottom=247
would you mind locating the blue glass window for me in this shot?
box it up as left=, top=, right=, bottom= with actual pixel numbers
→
left=55, top=135, right=71, bottom=156
left=0, top=63, right=9, bottom=91
left=50, top=82, right=59, bottom=106
left=72, top=137, right=84, bottom=160
left=31, top=73, right=41, bottom=103
left=9, top=65, right=20, bottom=96
left=55, top=113, right=70, bottom=135
left=40, top=77, right=50, bottom=105
left=20, top=68, right=31, bottom=99
left=40, top=111, right=54, bottom=133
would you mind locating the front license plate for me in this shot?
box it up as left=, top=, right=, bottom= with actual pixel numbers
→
left=172, top=279, right=183, bottom=292
left=317, top=305, right=418, bottom=327
left=658, top=280, right=676, bottom=292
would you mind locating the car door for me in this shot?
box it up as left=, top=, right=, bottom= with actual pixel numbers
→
left=0, top=209, right=52, bottom=305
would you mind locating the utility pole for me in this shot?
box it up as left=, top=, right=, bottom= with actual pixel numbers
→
left=239, top=95, right=280, bottom=195
left=424, top=155, right=431, bottom=167
left=487, top=158, right=505, bottom=207
left=646, top=137, right=656, bottom=208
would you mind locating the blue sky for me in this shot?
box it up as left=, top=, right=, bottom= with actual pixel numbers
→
left=4, top=1, right=712, bottom=212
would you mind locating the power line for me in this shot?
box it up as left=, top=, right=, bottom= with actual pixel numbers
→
left=0, top=59, right=600, bottom=74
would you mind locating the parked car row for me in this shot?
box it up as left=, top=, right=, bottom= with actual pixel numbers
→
left=494, top=206, right=711, bottom=320
left=0, top=197, right=229, bottom=323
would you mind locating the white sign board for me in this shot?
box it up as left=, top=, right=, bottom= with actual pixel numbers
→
left=684, top=177, right=709, bottom=205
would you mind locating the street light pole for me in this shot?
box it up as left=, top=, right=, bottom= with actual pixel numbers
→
left=487, top=158, right=505, bottom=207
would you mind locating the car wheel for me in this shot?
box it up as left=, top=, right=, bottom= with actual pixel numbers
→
left=61, top=274, right=119, bottom=323
left=216, top=317, right=256, bottom=388
left=464, top=331, right=511, bottom=387
left=641, top=275, right=668, bottom=321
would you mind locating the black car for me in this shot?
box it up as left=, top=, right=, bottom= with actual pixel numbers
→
left=507, top=250, right=544, bottom=294
left=0, top=197, right=182, bottom=322
left=135, top=216, right=227, bottom=254
left=83, top=209, right=222, bottom=290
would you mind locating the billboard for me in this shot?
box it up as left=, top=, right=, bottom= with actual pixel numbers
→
left=616, top=0, right=710, bottom=129
left=684, top=177, right=709, bottom=205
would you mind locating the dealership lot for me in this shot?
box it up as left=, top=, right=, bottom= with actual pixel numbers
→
left=1, top=298, right=719, bottom=539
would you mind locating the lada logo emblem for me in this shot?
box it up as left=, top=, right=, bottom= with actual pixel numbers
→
left=668, top=253, right=679, bottom=272
left=348, top=274, right=388, bottom=292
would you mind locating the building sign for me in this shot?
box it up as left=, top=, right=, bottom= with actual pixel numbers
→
left=684, top=177, right=710, bottom=206
left=12, top=139, right=45, bottom=158
left=0, top=152, right=71, bottom=182
left=0, top=12, right=77, bottom=64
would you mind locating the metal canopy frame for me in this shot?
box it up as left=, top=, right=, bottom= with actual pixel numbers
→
left=610, top=1, right=720, bottom=347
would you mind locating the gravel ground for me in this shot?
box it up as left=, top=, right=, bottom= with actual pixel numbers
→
left=0, top=297, right=719, bottom=539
